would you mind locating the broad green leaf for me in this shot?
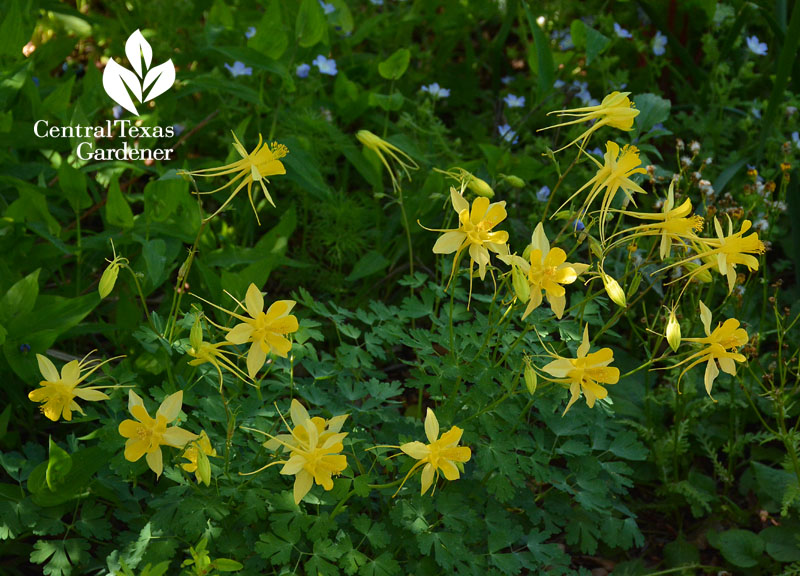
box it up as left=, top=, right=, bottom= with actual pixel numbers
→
left=761, top=525, right=800, bottom=562
left=378, top=48, right=410, bottom=80
left=633, top=93, right=671, bottom=137
left=296, top=0, right=326, bottom=48
left=523, top=5, right=554, bottom=103
left=584, top=24, right=610, bottom=65
left=213, top=558, right=244, bottom=571
left=0, top=0, right=32, bottom=60
left=368, top=92, right=403, bottom=111
left=58, top=162, right=91, bottom=212
left=45, top=437, right=72, bottom=491
left=106, top=175, right=134, bottom=229
left=249, top=0, right=288, bottom=60
left=707, top=529, right=764, bottom=568
left=0, top=268, right=39, bottom=324
left=346, top=251, right=389, bottom=282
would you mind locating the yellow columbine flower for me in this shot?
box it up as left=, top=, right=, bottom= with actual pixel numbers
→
left=658, top=216, right=765, bottom=293
left=604, top=182, right=704, bottom=259
left=555, top=141, right=647, bottom=243
left=263, top=399, right=349, bottom=454
left=539, top=91, right=639, bottom=153
left=29, top=353, right=123, bottom=422
left=423, top=187, right=510, bottom=299
left=194, top=283, right=299, bottom=379
left=670, top=301, right=748, bottom=397
left=499, top=223, right=589, bottom=319
left=597, top=260, right=627, bottom=307
left=356, top=130, right=419, bottom=193
left=184, top=131, right=288, bottom=225
left=181, top=430, right=217, bottom=485
left=242, top=400, right=349, bottom=505
left=186, top=316, right=251, bottom=390
left=118, top=390, right=198, bottom=478
left=396, top=408, right=472, bottom=496
left=541, top=325, right=620, bottom=415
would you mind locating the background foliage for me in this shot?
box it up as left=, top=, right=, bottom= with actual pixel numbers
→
left=1, top=0, right=800, bottom=575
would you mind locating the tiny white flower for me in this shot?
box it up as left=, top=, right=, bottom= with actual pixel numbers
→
left=503, top=94, right=526, bottom=108
left=498, top=123, right=518, bottom=144
left=224, top=61, right=252, bottom=77
left=746, top=35, right=768, bottom=56
left=652, top=31, right=667, bottom=56
left=614, top=23, right=632, bottom=39
left=312, top=55, right=338, bottom=76
left=690, top=141, right=701, bottom=154
left=421, top=83, right=450, bottom=99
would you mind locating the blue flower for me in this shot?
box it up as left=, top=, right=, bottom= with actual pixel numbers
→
left=296, top=63, right=311, bottom=78
left=503, top=94, right=526, bottom=108
left=173, top=124, right=185, bottom=136
left=421, top=83, right=450, bottom=99
left=370, top=0, right=384, bottom=5
left=614, top=23, right=632, bottom=39
left=652, top=31, right=667, bottom=56
left=559, top=32, right=574, bottom=51
left=501, top=75, right=514, bottom=85
left=553, top=79, right=565, bottom=89
left=746, top=35, right=767, bottom=56
left=224, top=61, right=253, bottom=77
left=32, top=76, right=39, bottom=87
left=571, top=80, right=592, bottom=105
left=19, top=343, right=31, bottom=353
left=319, top=0, right=335, bottom=14
left=313, top=55, right=338, bottom=76
left=589, top=147, right=604, bottom=156
left=792, top=131, right=800, bottom=149
left=574, top=219, right=585, bottom=232
left=536, top=185, right=551, bottom=202
left=113, top=105, right=123, bottom=119
left=498, top=124, right=519, bottom=144
left=246, top=26, right=257, bottom=39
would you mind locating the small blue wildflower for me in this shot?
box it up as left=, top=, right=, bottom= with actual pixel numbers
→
left=498, top=124, right=519, bottom=145
left=246, top=26, right=257, bottom=39
left=751, top=105, right=761, bottom=119
left=32, top=76, right=39, bottom=87
left=652, top=31, right=667, bottom=56
left=746, top=35, right=767, bottom=56
left=113, top=105, right=123, bottom=119
left=421, top=83, right=450, bottom=99
left=571, top=80, right=592, bottom=105
left=370, top=0, right=384, bottom=4
left=62, top=62, right=68, bottom=72
left=589, top=147, right=604, bottom=156
left=319, top=0, right=335, bottom=14
left=173, top=124, right=185, bottom=136
left=792, top=132, right=800, bottom=149
left=313, top=55, right=338, bottom=76
left=19, top=343, right=31, bottom=353
left=501, top=75, right=514, bottom=85
left=224, top=61, right=252, bottom=77
left=559, top=33, right=574, bottom=51
left=553, top=79, right=565, bottom=89
left=503, top=94, right=525, bottom=108
left=614, top=23, right=632, bottom=39
left=296, top=63, right=311, bottom=78
left=536, top=185, right=551, bottom=202
left=574, top=219, right=585, bottom=232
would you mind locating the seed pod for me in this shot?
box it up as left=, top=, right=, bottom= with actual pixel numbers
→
left=196, top=446, right=211, bottom=486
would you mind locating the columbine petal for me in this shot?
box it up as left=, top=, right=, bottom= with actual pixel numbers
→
left=162, top=426, right=198, bottom=448
left=37, top=354, right=59, bottom=382
left=424, top=408, right=439, bottom=443
left=227, top=322, right=255, bottom=345
left=245, top=284, right=265, bottom=318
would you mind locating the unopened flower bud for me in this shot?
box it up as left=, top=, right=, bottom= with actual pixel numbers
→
left=666, top=307, right=681, bottom=352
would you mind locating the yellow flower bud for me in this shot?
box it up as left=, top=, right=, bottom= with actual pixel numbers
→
left=511, top=264, right=530, bottom=303
left=600, top=263, right=626, bottom=307
left=467, top=176, right=495, bottom=198
left=523, top=358, right=537, bottom=396
left=666, top=306, right=681, bottom=352
left=98, top=263, right=119, bottom=299
left=503, top=175, right=526, bottom=188
left=684, top=261, right=713, bottom=283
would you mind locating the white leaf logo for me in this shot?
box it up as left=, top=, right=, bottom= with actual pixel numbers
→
left=102, top=29, right=175, bottom=116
